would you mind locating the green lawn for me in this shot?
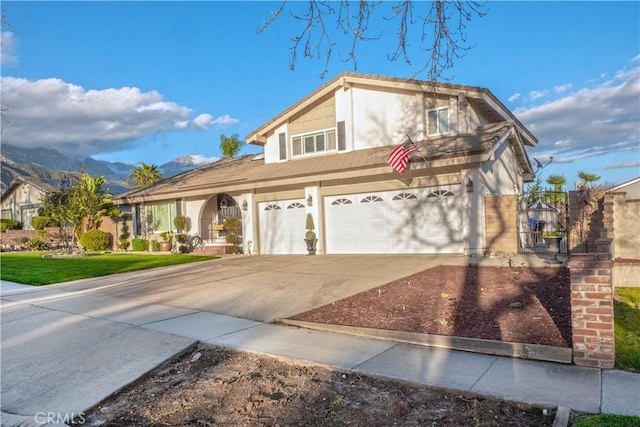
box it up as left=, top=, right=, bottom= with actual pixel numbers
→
left=0, top=252, right=219, bottom=285
left=615, top=288, right=640, bottom=372
left=573, top=414, right=640, bottom=427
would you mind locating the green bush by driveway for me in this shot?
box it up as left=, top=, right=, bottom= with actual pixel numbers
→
left=0, top=252, right=218, bottom=286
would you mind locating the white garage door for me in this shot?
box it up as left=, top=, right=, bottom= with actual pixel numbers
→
left=258, top=199, right=307, bottom=254
left=324, top=187, right=463, bottom=254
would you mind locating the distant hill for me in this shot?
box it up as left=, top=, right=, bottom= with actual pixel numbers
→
left=0, top=144, right=218, bottom=195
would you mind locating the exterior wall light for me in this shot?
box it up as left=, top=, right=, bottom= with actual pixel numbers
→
left=307, top=194, right=313, bottom=206
left=241, top=200, right=248, bottom=211
left=466, top=179, right=474, bottom=193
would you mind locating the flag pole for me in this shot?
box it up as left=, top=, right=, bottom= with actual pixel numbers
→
left=406, top=133, right=430, bottom=167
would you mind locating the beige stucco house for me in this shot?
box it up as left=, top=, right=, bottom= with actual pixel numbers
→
left=1, top=176, right=57, bottom=230
left=115, top=72, right=537, bottom=255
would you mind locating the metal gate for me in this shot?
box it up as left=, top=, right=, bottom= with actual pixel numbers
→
left=518, top=190, right=569, bottom=254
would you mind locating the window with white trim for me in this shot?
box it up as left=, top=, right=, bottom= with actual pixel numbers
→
left=146, top=201, right=177, bottom=233
left=291, top=128, right=337, bottom=157
left=427, top=107, right=449, bottom=135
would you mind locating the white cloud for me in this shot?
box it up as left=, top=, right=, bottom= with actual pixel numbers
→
left=0, top=77, right=227, bottom=158
left=516, top=65, right=640, bottom=163
left=508, top=93, right=521, bottom=102
left=604, top=161, right=640, bottom=170
left=192, top=113, right=239, bottom=130
left=529, top=90, right=548, bottom=101
left=1, top=31, right=17, bottom=65
left=553, top=83, right=572, bottom=93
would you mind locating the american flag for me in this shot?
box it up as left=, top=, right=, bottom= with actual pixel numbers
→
left=387, top=139, right=418, bottom=175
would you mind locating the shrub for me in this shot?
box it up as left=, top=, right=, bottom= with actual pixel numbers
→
left=0, top=223, right=7, bottom=233
left=0, top=218, right=23, bottom=230
left=131, top=238, right=150, bottom=252
left=80, top=230, right=111, bottom=251
left=118, top=220, right=130, bottom=251
left=150, top=240, right=160, bottom=252
left=37, top=230, right=50, bottom=242
left=173, top=215, right=188, bottom=232
left=223, top=217, right=241, bottom=234
left=31, top=216, right=53, bottom=230
left=175, top=233, right=188, bottom=244
left=24, top=238, right=47, bottom=251
left=226, top=234, right=240, bottom=245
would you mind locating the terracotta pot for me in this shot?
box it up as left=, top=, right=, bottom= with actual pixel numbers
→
left=159, top=241, right=172, bottom=252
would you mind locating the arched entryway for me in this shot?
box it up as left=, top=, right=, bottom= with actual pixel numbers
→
left=199, top=193, right=243, bottom=242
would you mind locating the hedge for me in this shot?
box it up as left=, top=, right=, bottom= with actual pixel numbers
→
left=79, top=230, right=111, bottom=252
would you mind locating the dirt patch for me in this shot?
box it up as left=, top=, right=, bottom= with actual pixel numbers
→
left=81, top=345, right=556, bottom=426
left=290, top=266, right=572, bottom=348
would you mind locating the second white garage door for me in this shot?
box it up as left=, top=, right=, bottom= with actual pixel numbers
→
left=324, top=187, right=463, bottom=254
left=258, top=199, right=307, bottom=254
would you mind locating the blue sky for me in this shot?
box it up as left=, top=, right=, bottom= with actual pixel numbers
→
left=1, top=1, right=639, bottom=188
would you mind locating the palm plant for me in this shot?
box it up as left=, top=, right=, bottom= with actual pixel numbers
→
left=577, top=171, right=601, bottom=189
left=220, top=134, right=245, bottom=158
left=130, top=163, right=163, bottom=186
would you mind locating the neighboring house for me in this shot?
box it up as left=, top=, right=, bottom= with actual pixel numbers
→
left=0, top=176, right=58, bottom=230
left=115, top=72, right=536, bottom=255
left=609, top=176, right=640, bottom=200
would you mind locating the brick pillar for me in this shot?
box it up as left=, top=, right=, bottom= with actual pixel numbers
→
left=568, top=253, right=615, bottom=368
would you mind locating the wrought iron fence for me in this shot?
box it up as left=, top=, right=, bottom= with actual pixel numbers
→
left=518, top=190, right=569, bottom=254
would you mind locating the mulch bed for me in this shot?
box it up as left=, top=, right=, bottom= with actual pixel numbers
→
left=290, top=266, right=572, bottom=348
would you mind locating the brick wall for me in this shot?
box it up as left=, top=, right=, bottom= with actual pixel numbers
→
left=568, top=253, right=615, bottom=368
left=484, top=195, right=518, bottom=255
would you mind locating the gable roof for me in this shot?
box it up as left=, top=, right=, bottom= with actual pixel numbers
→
left=0, top=175, right=60, bottom=203
left=116, top=121, right=530, bottom=204
left=245, top=72, right=538, bottom=148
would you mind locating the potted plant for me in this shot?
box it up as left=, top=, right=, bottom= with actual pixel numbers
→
left=304, top=213, right=317, bottom=255
left=542, top=229, right=563, bottom=263
left=159, top=231, right=173, bottom=252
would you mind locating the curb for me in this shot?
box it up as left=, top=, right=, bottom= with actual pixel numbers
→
left=278, top=319, right=573, bottom=364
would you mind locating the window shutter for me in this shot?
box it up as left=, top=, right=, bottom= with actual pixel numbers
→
left=175, top=199, right=182, bottom=216
left=279, top=133, right=287, bottom=160
left=337, top=121, right=346, bottom=151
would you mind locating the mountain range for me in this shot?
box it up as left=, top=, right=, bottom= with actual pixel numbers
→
left=0, top=144, right=218, bottom=195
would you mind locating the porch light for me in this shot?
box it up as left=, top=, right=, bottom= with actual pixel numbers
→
left=307, top=194, right=313, bottom=206
left=241, top=200, right=248, bottom=211
left=466, top=179, right=474, bottom=193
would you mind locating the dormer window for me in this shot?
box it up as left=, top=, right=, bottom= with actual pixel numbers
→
left=428, top=107, right=449, bottom=135
left=292, top=128, right=337, bottom=157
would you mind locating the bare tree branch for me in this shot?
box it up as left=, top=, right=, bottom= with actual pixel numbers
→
left=258, top=0, right=488, bottom=81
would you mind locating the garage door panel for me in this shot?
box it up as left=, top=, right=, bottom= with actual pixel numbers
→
left=259, top=200, right=306, bottom=254
left=325, top=187, right=463, bottom=254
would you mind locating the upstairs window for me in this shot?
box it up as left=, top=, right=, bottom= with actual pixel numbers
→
left=291, top=128, right=337, bottom=157
left=428, top=107, right=449, bottom=135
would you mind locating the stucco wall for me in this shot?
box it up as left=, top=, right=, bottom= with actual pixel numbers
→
left=613, top=196, right=640, bottom=288
left=484, top=194, right=518, bottom=256
left=480, top=138, right=522, bottom=196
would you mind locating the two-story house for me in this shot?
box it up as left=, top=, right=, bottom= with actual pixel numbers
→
left=115, top=72, right=536, bottom=256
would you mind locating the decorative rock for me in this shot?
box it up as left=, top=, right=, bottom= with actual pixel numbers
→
left=509, top=301, right=524, bottom=308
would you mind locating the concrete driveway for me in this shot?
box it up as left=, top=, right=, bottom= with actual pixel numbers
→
left=13, top=254, right=462, bottom=322
left=1, top=254, right=457, bottom=424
